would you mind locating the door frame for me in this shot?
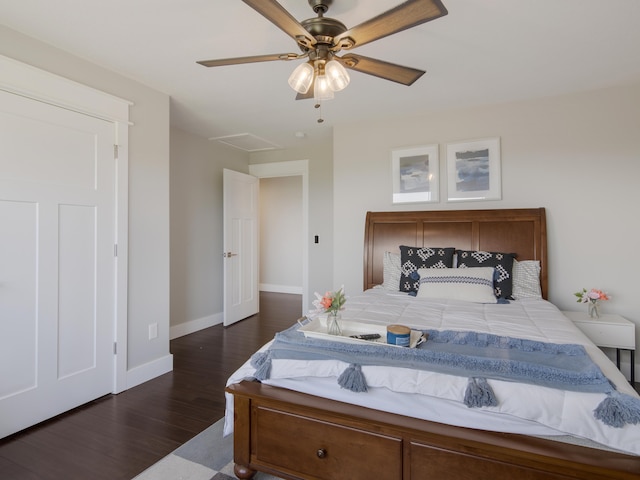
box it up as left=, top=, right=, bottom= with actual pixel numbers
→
left=249, top=160, right=309, bottom=314
left=0, top=54, right=131, bottom=393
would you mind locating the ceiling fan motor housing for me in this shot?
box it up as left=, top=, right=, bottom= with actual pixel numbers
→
left=301, top=17, right=347, bottom=46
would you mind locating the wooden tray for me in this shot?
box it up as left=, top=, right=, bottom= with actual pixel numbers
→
left=299, top=316, right=424, bottom=348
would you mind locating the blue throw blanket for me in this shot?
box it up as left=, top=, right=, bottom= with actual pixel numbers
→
left=251, top=321, right=640, bottom=428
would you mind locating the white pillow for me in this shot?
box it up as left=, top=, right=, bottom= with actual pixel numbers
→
left=382, top=251, right=402, bottom=291
left=416, top=267, right=498, bottom=303
left=512, top=260, right=542, bottom=299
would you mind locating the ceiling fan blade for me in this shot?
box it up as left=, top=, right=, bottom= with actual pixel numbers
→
left=334, top=0, right=448, bottom=50
left=338, top=54, right=425, bottom=86
left=197, top=53, right=298, bottom=67
left=242, top=0, right=316, bottom=49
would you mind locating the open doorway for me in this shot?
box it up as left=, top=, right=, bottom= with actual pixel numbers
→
left=249, top=160, right=309, bottom=314
left=259, top=176, right=303, bottom=295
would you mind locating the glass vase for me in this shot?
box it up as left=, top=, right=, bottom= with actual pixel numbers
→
left=588, top=301, right=600, bottom=319
left=327, top=311, right=342, bottom=336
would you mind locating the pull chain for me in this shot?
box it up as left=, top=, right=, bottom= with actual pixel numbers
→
left=315, top=101, right=324, bottom=123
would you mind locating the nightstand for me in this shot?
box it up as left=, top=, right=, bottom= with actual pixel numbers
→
left=563, top=311, right=636, bottom=383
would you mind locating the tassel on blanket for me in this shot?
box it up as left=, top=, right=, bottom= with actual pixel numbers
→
left=594, top=391, right=640, bottom=428
left=464, top=377, right=498, bottom=408
left=250, top=350, right=272, bottom=381
left=338, top=364, right=368, bottom=393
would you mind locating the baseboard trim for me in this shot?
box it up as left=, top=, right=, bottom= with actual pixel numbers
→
left=170, top=313, right=223, bottom=340
left=259, top=284, right=303, bottom=295
left=125, top=354, right=173, bottom=390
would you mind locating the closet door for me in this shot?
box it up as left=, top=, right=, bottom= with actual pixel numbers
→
left=0, top=89, right=116, bottom=437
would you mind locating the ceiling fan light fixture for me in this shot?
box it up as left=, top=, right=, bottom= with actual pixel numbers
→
left=288, top=62, right=314, bottom=94
left=325, top=60, right=350, bottom=92
left=314, top=74, right=334, bottom=102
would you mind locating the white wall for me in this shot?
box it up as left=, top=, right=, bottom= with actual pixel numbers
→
left=333, top=83, right=640, bottom=380
left=170, top=128, right=249, bottom=337
left=259, top=176, right=303, bottom=293
left=0, top=25, right=171, bottom=382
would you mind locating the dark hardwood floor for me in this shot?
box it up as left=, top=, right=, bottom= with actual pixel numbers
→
left=0, top=292, right=301, bottom=480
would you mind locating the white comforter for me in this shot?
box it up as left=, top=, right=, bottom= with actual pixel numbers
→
left=225, top=289, right=640, bottom=455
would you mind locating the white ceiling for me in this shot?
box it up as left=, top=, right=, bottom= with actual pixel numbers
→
left=2, top=0, right=639, bottom=150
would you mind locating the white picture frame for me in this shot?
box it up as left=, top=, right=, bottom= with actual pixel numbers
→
left=446, top=137, right=501, bottom=202
left=391, top=144, right=439, bottom=204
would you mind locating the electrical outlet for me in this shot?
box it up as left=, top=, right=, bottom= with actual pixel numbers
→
left=149, top=323, right=158, bottom=340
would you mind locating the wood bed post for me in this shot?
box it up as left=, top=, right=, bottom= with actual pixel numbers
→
left=232, top=394, right=256, bottom=479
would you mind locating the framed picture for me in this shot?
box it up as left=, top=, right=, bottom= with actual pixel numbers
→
left=391, top=144, right=439, bottom=204
left=446, top=137, right=501, bottom=202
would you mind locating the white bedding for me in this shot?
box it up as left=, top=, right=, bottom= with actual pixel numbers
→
left=225, top=288, right=640, bottom=455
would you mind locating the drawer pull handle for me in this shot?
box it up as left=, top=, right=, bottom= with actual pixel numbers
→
left=316, top=448, right=327, bottom=459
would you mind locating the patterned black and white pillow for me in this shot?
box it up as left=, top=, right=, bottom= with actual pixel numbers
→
left=456, top=250, right=516, bottom=299
left=399, top=246, right=455, bottom=294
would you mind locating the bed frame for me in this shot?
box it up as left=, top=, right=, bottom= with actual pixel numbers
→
left=227, top=208, right=640, bottom=480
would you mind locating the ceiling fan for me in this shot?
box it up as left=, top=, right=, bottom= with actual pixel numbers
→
left=197, top=0, right=448, bottom=115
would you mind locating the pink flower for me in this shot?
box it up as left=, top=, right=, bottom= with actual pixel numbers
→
left=591, top=289, right=610, bottom=301
left=320, top=295, right=333, bottom=309
left=574, top=288, right=610, bottom=303
left=311, top=287, right=347, bottom=315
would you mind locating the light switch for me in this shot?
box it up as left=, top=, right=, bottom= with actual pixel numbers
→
left=149, top=323, right=158, bottom=340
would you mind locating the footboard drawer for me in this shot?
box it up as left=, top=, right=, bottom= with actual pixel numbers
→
left=409, top=440, right=573, bottom=480
left=251, top=406, right=402, bottom=480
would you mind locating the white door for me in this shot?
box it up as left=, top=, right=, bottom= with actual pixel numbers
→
left=223, top=169, right=259, bottom=326
left=0, top=90, right=116, bottom=437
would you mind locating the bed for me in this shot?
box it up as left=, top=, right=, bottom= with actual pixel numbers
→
left=225, top=208, right=640, bottom=480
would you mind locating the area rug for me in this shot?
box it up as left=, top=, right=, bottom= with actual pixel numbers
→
left=133, top=418, right=282, bottom=480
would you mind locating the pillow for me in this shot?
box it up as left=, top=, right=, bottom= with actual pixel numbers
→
left=382, top=251, right=402, bottom=291
left=512, top=260, right=542, bottom=299
left=416, top=267, right=498, bottom=303
left=399, top=246, right=455, bottom=294
left=456, top=250, right=516, bottom=299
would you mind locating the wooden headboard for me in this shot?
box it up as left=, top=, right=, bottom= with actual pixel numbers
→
left=363, top=208, right=548, bottom=299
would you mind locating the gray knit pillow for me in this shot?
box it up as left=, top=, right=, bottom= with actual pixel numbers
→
left=512, top=260, right=542, bottom=299
left=382, top=251, right=402, bottom=291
